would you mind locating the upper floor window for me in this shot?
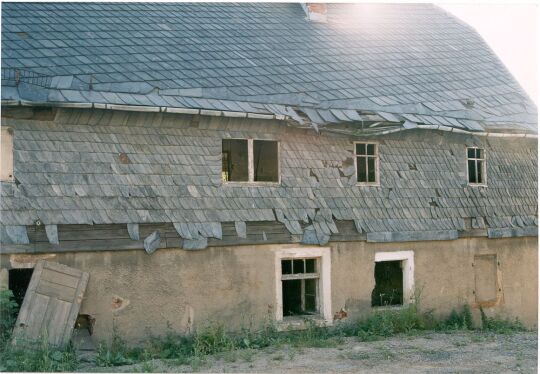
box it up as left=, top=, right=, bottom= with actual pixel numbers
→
left=467, top=147, right=486, bottom=185
left=355, top=142, right=379, bottom=185
left=222, top=138, right=279, bottom=183
left=1, top=127, right=13, bottom=182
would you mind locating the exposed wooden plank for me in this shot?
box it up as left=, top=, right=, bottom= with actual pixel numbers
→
left=367, top=230, right=459, bottom=243
left=36, top=280, right=77, bottom=302
left=40, top=269, right=80, bottom=287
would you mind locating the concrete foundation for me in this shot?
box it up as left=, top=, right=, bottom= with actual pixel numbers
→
left=1, top=236, right=537, bottom=343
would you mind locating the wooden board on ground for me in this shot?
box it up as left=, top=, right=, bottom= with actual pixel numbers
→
left=11, top=260, right=89, bottom=347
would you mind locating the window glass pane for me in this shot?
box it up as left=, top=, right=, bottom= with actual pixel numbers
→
left=476, top=149, right=483, bottom=159
left=367, top=143, right=375, bottom=155
left=253, top=140, right=279, bottom=182
left=368, top=157, right=376, bottom=182
left=467, top=148, right=475, bottom=158
left=477, top=161, right=484, bottom=184
left=356, top=143, right=366, bottom=155
left=468, top=160, right=477, bottom=183
left=293, top=259, right=305, bottom=274
left=282, top=279, right=302, bottom=316
left=222, top=139, right=248, bottom=182
left=357, top=157, right=367, bottom=182
left=305, top=259, right=316, bottom=273
left=304, top=278, right=318, bottom=313
left=281, top=260, right=292, bottom=275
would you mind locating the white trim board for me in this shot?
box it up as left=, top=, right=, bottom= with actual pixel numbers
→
left=274, top=247, right=332, bottom=324
left=375, top=250, right=415, bottom=305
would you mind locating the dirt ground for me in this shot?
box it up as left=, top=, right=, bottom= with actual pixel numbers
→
left=78, top=331, right=537, bottom=373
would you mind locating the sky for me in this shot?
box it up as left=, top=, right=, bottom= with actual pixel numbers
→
left=439, top=3, right=538, bottom=105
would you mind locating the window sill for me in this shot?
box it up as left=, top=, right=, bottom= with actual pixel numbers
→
left=467, top=183, right=487, bottom=187
left=371, top=303, right=409, bottom=312
left=356, top=183, right=380, bottom=187
left=276, top=316, right=331, bottom=331
left=222, top=181, right=281, bottom=187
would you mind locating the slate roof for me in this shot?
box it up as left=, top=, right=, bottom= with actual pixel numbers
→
left=1, top=3, right=537, bottom=134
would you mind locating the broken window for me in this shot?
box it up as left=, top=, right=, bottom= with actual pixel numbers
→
left=222, top=138, right=279, bottom=183
left=281, top=258, right=319, bottom=316
left=371, top=260, right=403, bottom=307
left=8, top=268, right=33, bottom=306
left=467, top=147, right=486, bottom=185
left=355, top=142, right=378, bottom=184
left=222, top=139, right=249, bottom=182
left=253, top=140, right=279, bottom=182
left=1, top=127, right=14, bottom=182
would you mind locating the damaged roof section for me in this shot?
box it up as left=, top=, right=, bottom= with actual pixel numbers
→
left=1, top=3, right=536, bottom=136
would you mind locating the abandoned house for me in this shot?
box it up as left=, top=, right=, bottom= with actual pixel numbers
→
left=0, top=3, right=537, bottom=345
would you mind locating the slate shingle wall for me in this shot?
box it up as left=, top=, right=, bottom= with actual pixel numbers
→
left=0, top=108, right=537, bottom=244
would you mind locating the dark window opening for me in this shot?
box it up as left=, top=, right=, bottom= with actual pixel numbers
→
left=8, top=268, right=33, bottom=307
left=356, top=143, right=378, bottom=183
left=74, top=314, right=95, bottom=335
left=371, top=261, right=403, bottom=307
left=281, top=258, right=318, bottom=316
left=222, top=139, right=248, bottom=182
left=467, top=147, right=485, bottom=184
left=254, top=140, right=279, bottom=182
left=222, top=139, right=279, bottom=183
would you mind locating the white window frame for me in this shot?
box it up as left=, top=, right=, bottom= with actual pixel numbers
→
left=274, top=247, right=332, bottom=325
left=1, top=127, right=14, bottom=182
left=374, top=251, right=415, bottom=306
left=354, top=141, right=380, bottom=186
left=466, top=146, right=487, bottom=187
left=222, top=138, right=281, bottom=186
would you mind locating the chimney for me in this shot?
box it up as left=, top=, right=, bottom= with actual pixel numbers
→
left=302, top=3, right=327, bottom=23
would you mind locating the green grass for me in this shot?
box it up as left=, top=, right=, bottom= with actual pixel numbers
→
left=0, top=339, right=79, bottom=372
left=0, top=287, right=531, bottom=371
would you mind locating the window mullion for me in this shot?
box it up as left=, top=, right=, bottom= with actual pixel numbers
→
left=301, top=279, right=305, bottom=312
left=365, top=156, right=369, bottom=182
left=248, top=138, right=254, bottom=182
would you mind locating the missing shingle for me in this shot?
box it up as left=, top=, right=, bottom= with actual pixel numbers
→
left=429, top=199, right=439, bottom=208
left=31, top=107, right=57, bottom=121
left=408, top=163, right=417, bottom=171
left=461, top=98, right=476, bottom=108
left=435, top=188, right=441, bottom=197
left=309, top=169, right=320, bottom=183
left=15, top=32, right=29, bottom=39
left=118, top=153, right=131, bottom=164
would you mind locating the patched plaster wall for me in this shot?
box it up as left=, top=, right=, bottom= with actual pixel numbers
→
left=1, top=237, right=536, bottom=343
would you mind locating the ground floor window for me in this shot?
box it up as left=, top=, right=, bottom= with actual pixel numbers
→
left=372, top=251, right=414, bottom=307
left=275, top=247, right=332, bottom=323
left=281, top=258, right=319, bottom=316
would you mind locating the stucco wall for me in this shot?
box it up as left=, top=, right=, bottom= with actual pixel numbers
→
left=1, top=236, right=537, bottom=343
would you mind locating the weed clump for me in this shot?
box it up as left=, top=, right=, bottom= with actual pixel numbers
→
left=0, top=339, right=79, bottom=372
left=480, top=307, right=527, bottom=334
left=438, top=305, right=474, bottom=331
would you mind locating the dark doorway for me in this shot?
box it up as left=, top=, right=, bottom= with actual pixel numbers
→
left=371, top=261, right=403, bottom=307
left=8, top=268, right=33, bottom=306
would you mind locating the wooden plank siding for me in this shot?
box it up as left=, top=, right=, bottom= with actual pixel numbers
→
left=1, top=220, right=491, bottom=254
